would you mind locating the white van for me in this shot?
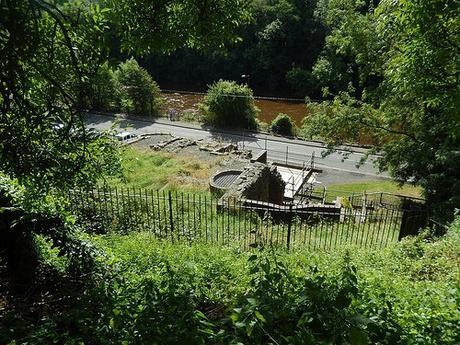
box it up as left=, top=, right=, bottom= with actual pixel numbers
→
left=115, top=131, right=137, bottom=142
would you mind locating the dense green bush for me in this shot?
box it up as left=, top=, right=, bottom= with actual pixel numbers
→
left=2, top=219, right=459, bottom=344
left=271, top=113, right=296, bottom=136
left=114, top=58, right=162, bottom=116
left=89, top=63, right=117, bottom=111
left=200, top=80, right=258, bottom=129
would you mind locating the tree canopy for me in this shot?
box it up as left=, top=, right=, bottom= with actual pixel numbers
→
left=114, top=58, right=162, bottom=116
left=0, top=0, right=253, bottom=284
left=302, top=0, right=460, bottom=220
left=0, top=0, right=252, bottom=192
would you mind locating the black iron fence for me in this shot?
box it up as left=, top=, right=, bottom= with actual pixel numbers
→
left=66, top=186, right=426, bottom=250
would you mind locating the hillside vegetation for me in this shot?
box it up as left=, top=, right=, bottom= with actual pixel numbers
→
left=2, top=218, right=459, bottom=344
left=1, top=1, right=458, bottom=344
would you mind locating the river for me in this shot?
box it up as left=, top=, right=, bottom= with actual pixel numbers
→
left=160, top=92, right=308, bottom=126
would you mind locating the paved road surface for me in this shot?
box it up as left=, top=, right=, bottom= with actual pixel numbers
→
left=84, top=113, right=389, bottom=179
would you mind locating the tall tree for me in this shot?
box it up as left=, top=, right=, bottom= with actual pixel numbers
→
left=0, top=0, right=252, bottom=191
left=0, top=0, right=252, bottom=281
left=303, top=0, right=460, bottom=221
left=140, top=0, right=326, bottom=96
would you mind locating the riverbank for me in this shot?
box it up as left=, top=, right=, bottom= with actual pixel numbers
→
left=160, top=90, right=307, bottom=126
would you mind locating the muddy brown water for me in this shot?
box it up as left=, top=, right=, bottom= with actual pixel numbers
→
left=160, top=92, right=307, bottom=126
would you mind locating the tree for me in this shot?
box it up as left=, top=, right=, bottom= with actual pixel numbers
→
left=89, top=62, right=117, bottom=111
left=0, top=0, right=118, bottom=192
left=104, top=0, right=252, bottom=55
left=114, top=58, right=162, bottom=116
left=271, top=113, right=296, bottom=136
left=200, top=80, right=259, bottom=129
left=0, top=0, right=252, bottom=283
left=285, top=67, right=317, bottom=97
left=303, top=0, right=460, bottom=222
left=0, top=0, right=121, bottom=287
left=139, top=0, right=327, bottom=97
left=312, top=0, right=384, bottom=100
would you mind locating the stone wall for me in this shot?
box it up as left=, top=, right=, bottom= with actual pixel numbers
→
left=223, top=163, right=285, bottom=204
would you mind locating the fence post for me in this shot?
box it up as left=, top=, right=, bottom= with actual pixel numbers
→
left=168, top=190, right=174, bottom=241
left=285, top=146, right=289, bottom=165
left=287, top=203, right=293, bottom=250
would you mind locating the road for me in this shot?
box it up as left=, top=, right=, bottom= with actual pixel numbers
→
left=84, top=113, right=389, bottom=179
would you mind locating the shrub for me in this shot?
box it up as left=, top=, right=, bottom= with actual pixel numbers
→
left=199, top=79, right=258, bottom=129
left=3, top=219, right=459, bottom=344
left=114, top=58, right=162, bottom=116
left=90, top=62, right=117, bottom=111
left=271, top=113, right=295, bottom=136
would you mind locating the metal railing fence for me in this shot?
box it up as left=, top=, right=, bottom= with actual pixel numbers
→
left=66, top=186, right=426, bottom=250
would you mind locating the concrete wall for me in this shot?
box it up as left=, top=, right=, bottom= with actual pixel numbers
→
left=223, top=163, right=285, bottom=204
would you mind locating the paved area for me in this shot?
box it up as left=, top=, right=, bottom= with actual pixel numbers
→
left=84, top=113, right=390, bottom=181
left=276, top=165, right=315, bottom=199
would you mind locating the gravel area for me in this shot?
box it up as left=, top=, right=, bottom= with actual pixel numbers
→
left=316, top=168, right=388, bottom=186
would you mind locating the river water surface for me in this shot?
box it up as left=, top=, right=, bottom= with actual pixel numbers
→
left=160, top=92, right=308, bottom=126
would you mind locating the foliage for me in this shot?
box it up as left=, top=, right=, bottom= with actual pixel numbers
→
left=114, top=58, right=162, bottom=116
left=87, top=62, right=117, bottom=111
left=2, top=218, right=459, bottom=343
left=0, top=0, right=120, bottom=192
left=313, top=0, right=384, bottom=99
left=271, top=113, right=296, bottom=136
left=285, top=67, right=316, bottom=97
left=141, top=0, right=327, bottom=96
left=0, top=0, right=250, bottom=287
left=0, top=176, right=98, bottom=288
left=302, top=94, right=380, bottom=146
left=200, top=80, right=259, bottom=129
left=303, top=0, right=460, bottom=222
left=104, top=0, right=252, bottom=55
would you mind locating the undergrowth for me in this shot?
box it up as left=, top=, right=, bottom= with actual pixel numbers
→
left=1, top=219, right=459, bottom=344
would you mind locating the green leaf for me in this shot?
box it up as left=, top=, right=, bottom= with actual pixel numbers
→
left=349, top=327, right=369, bottom=345
left=254, top=311, right=266, bottom=323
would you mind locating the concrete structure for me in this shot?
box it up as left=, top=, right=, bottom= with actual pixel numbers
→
left=220, top=163, right=285, bottom=205
left=209, top=169, right=243, bottom=196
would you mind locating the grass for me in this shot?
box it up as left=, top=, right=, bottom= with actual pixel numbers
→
left=92, top=219, right=460, bottom=286
left=313, top=180, right=423, bottom=203
left=4, top=222, right=458, bottom=344
left=104, top=146, right=218, bottom=192
left=327, top=180, right=423, bottom=197
left=83, top=221, right=458, bottom=342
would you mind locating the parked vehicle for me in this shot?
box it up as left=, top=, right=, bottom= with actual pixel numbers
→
left=115, top=131, right=137, bottom=142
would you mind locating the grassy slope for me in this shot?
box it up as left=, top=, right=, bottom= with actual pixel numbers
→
left=326, top=181, right=423, bottom=198
left=86, top=218, right=459, bottom=343
left=104, top=146, right=217, bottom=192
left=3, top=219, right=458, bottom=343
